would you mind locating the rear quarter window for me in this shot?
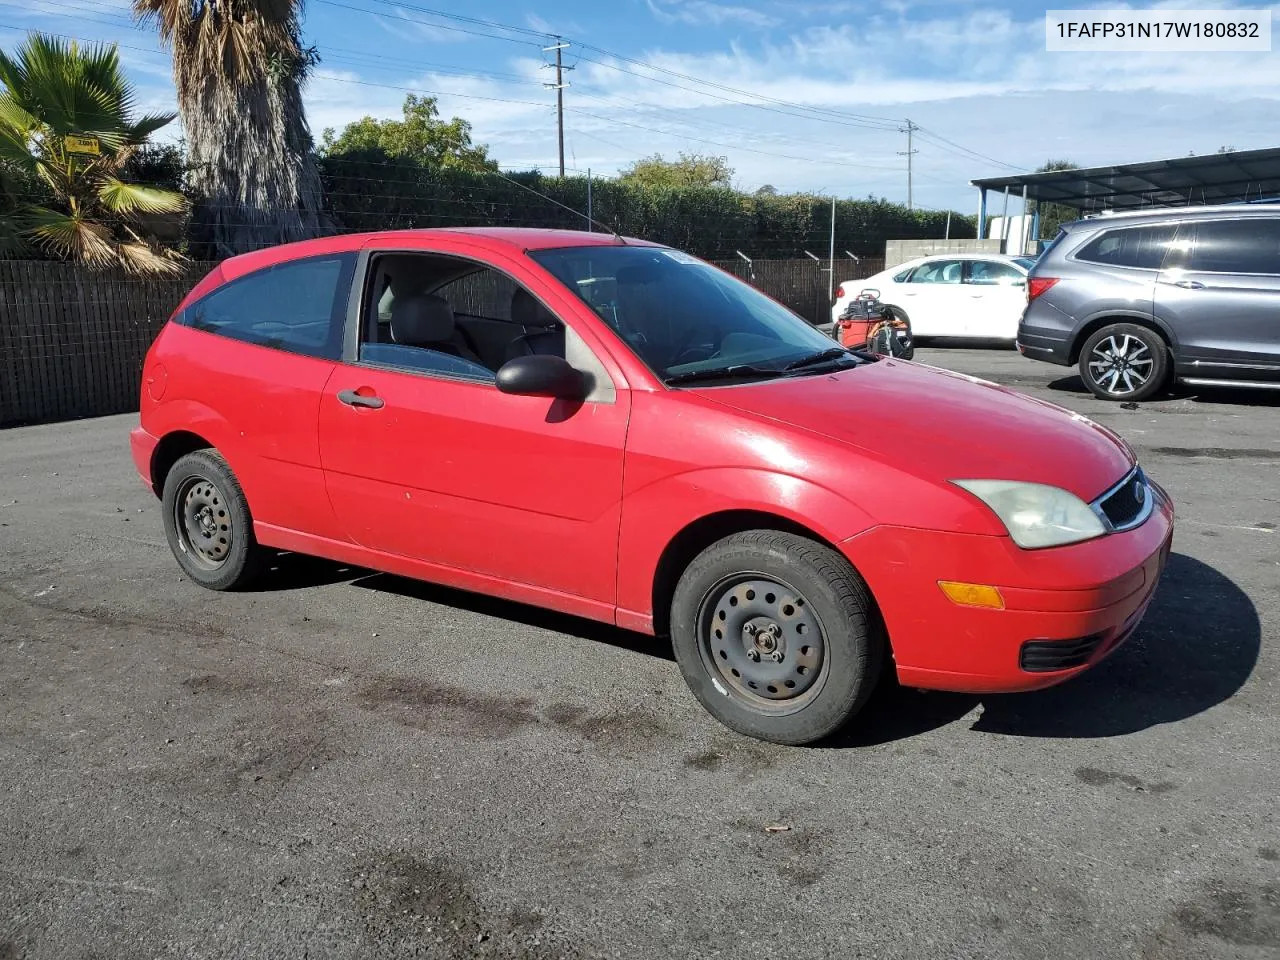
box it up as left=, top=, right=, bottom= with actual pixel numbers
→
left=179, top=254, right=355, bottom=360
left=1075, top=224, right=1177, bottom=270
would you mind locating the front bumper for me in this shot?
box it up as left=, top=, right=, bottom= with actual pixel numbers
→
left=842, top=482, right=1175, bottom=694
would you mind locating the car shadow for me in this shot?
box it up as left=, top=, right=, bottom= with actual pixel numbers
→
left=916, top=337, right=1018, bottom=351
left=350, top=572, right=677, bottom=662
left=1049, top=373, right=1280, bottom=408
left=244, top=550, right=1255, bottom=746
left=242, top=551, right=369, bottom=592
left=831, top=551, right=1260, bottom=746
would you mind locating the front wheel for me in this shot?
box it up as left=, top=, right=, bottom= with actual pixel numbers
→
left=670, top=531, right=884, bottom=745
left=1078, top=323, right=1169, bottom=401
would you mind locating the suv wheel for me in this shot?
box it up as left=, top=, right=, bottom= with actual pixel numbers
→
left=1078, top=323, right=1169, bottom=402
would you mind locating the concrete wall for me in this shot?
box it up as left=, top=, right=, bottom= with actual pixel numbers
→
left=884, top=239, right=1004, bottom=267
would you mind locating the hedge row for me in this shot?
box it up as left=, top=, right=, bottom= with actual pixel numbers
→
left=319, top=156, right=975, bottom=260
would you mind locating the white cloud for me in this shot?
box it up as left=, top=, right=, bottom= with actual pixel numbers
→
left=646, top=0, right=782, bottom=29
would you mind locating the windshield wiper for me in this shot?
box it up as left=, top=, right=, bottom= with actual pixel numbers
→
left=665, top=364, right=790, bottom=386
left=782, top=347, right=857, bottom=371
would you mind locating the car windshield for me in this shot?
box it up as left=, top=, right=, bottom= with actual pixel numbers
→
left=1013, top=257, right=1036, bottom=269
left=529, top=245, right=853, bottom=384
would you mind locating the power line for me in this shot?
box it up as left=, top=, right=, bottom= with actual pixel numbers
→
left=566, top=107, right=903, bottom=172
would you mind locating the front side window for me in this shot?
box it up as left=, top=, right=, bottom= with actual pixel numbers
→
left=1075, top=225, right=1177, bottom=270
left=530, top=246, right=853, bottom=384
left=184, top=254, right=353, bottom=359
left=907, top=260, right=963, bottom=284
left=358, top=253, right=566, bottom=382
left=1177, top=218, right=1280, bottom=275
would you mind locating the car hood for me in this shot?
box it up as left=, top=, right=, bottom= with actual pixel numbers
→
left=691, top=359, right=1135, bottom=502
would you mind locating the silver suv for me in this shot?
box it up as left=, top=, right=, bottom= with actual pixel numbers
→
left=1017, top=205, right=1280, bottom=400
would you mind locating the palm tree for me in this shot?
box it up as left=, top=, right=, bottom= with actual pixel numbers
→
left=133, top=0, right=326, bottom=258
left=0, top=33, right=186, bottom=273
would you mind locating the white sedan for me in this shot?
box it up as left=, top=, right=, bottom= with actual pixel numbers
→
left=832, top=255, right=1036, bottom=341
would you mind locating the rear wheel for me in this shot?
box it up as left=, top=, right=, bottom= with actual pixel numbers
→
left=670, top=531, right=884, bottom=745
left=161, top=450, right=264, bottom=591
left=1078, top=323, right=1169, bottom=401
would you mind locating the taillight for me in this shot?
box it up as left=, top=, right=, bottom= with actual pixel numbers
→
left=835, top=284, right=846, bottom=300
left=1027, top=277, right=1060, bottom=302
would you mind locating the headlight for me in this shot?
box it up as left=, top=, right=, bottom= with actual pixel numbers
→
left=953, top=480, right=1106, bottom=549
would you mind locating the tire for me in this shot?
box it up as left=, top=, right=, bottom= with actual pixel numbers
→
left=161, top=449, right=264, bottom=591
left=888, top=308, right=915, bottom=361
left=1078, top=323, right=1169, bottom=402
left=670, top=530, right=884, bottom=745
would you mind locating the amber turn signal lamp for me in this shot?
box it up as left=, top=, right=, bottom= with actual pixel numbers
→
left=938, top=581, right=1006, bottom=610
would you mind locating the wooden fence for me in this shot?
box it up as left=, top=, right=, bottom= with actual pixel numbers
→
left=0, top=255, right=884, bottom=427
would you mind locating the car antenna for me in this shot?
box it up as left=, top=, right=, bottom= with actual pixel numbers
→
left=490, top=170, right=627, bottom=244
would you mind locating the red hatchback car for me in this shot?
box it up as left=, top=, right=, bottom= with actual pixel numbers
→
left=131, top=228, right=1174, bottom=744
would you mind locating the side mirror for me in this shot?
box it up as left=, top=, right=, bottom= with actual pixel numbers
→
left=496, top=354, right=585, bottom=399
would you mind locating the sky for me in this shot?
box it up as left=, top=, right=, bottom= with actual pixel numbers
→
left=1, top=0, right=1278, bottom=213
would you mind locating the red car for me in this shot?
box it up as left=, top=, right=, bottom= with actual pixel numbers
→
left=131, top=228, right=1174, bottom=745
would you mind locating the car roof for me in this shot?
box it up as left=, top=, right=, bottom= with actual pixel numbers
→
left=1073, top=203, right=1280, bottom=228
left=216, top=227, right=660, bottom=283
left=908, top=253, right=1026, bottom=262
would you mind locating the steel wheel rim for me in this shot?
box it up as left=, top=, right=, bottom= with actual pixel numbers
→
left=696, top=574, right=828, bottom=716
left=175, top=476, right=233, bottom=569
left=1087, top=334, right=1154, bottom=395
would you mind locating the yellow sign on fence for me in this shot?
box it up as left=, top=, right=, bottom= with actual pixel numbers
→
left=64, top=135, right=101, bottom=156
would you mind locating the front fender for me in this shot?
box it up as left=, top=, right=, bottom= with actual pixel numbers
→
left=614, top=467, right=876, bottom=630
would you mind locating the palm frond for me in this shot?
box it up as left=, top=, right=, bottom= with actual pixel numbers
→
left=98, top=177, right=186, bottom=214
left=0, top=123, right=39, bottom=176
left=114, top=239, right=185, bottom=275
left=21, top=203, right=116, bottom=266
left=0, top=93, right=39, bottom=138
left=113, top=239, right=184, bottom=276
left=125, top=111, right=177, bottom=144
left=5, top=34, right=134, bottom=143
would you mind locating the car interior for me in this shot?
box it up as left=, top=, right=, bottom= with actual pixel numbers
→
left=360, top=253, right=567, bottom=379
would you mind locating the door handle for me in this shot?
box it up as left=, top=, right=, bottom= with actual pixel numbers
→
left=337, top=388, right=384, bottom=409
left=1173, top=280, right=1205, bottom=290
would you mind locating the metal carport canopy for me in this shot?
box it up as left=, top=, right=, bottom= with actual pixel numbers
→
left=971, top=146, right=1280, bottom=210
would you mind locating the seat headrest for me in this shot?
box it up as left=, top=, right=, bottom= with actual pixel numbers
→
left=512, top=288, right=554, bottom=327
left=391, top=294, right=455, bottom=347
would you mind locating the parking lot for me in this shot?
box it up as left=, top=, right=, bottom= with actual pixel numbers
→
left=1, top=346, right=1277, bottom=960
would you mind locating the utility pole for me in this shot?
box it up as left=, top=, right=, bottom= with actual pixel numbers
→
left=828, top=196, right=836, bottom=298
left=542, top=38, right=572, bottom=177
left=898, top=119, right=918, bottom=210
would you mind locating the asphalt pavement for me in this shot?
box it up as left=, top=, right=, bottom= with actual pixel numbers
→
left=1, top=346, right=1277, bottom=960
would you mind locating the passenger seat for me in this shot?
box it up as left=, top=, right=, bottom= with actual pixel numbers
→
left=505, top=288, right=565, bottom=363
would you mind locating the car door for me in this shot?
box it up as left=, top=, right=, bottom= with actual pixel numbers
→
left=1156, top=217, right=1280, bottom=382
left=893, top=259, right=964, bottom=336
left=962, top=259, right=1028, bottom=338
left=316, top=242, right=631, bottom=611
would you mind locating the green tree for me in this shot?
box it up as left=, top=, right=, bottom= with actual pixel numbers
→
left=320, top=95, right=498, bottom=172
left=134, top=0, right=326, bottom=258
left=0, top=33, right=185, bottom=272
left=1029, top=159, right=1081, bottom=244
left=618, top=152, right=734, bottom=190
